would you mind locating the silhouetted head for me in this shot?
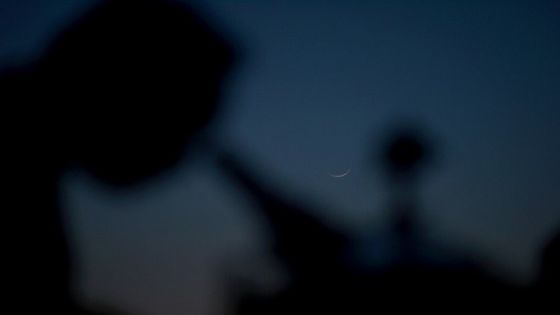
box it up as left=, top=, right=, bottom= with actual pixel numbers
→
left=379, top=127, right=433, bottom=180
left=35, top=0, right=236, bottom=186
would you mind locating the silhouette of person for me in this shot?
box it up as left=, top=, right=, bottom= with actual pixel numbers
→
left=4, top=0, right=236, bottom=313
left=379, top=127, right=433, bottom=260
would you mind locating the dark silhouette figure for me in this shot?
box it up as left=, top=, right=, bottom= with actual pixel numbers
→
left=377, top=127, right=434, bottom=261
left=4, top=0, right=235, bottom=313
left=365, top=128, right=525, bottom=313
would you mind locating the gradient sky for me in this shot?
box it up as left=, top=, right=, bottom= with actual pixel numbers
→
left=2, top=1, right=560, bottom=315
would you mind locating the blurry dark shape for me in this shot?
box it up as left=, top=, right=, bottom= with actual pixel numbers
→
left=39, top=0, right=236, bottom=186
left=361, top=127, right=521, bottom=312
left=374, top=127, right=437, bottom=255
left=4, top=0, right=236, bottom=313
left=381, top=127, right=433, bottom=180
left=539, top=230, right=560, bottom=288
left=379, top=128, right=433, bottom=251
left=536, top=228, right=560, bottom=311
left=540, top=233, right=560, bottom=286
left=218, top=127, right=529, bottom=314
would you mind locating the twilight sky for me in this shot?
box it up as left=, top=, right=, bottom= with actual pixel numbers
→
left=2, top=1, right=560, bottom=315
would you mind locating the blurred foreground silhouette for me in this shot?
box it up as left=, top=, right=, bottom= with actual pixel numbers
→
left=5, top=0, right=235, bottom=313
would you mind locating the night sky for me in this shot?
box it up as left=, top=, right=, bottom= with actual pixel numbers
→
left=2, top=1, right=560, bottom=315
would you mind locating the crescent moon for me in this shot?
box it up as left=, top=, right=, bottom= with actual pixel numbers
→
left=329, top=168, right=351, bottom=178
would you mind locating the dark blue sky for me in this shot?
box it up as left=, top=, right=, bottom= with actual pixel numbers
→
left=2, top=1, right=560, bottom=314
